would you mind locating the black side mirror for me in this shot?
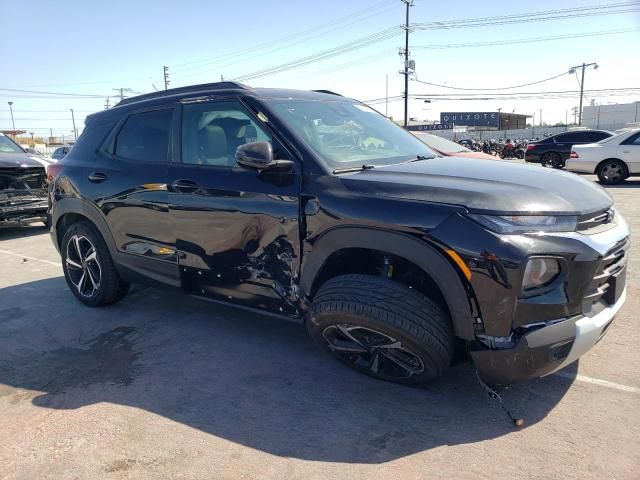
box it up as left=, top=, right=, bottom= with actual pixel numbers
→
left=235, top=141, right=293, bottom=172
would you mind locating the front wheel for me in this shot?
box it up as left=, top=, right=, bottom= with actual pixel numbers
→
left=541, top=152, right=564, bottom=169
left=306, top=274, right=455, bottom=384
left=61, top=221, right=130, bottom=307
left=597, top=160, right=627, bottom=185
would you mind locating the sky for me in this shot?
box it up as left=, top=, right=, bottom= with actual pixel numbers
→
left=1, top=0, right=639, bottom=138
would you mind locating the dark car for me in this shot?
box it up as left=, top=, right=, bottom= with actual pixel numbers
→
left=0, top=133, right=48, bottom=226
left=525, top=129, right=612, bottom=168
left=52, top=146, right=71, bottom=160
left=47, top=82, right=629, bottom=387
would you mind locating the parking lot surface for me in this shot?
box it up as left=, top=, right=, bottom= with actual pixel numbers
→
left=1, top=175, right=638, bottom=480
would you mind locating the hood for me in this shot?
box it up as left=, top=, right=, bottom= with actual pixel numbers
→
left=0, top=152, right=46, bottom=168
left=340, top=157, right=612, bottom=215
left=444, top=150, right=498, bottom=161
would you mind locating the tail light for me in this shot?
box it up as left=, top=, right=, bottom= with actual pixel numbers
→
left=570, top=151, right=579, bottom=158
left=526, top=144, right=536, bottom=150
left=46, top=163, right=63, bottom=183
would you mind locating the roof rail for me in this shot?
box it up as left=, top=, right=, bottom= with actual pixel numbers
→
left=312, top=89, right=343, bottom=96
left=116, top=81, right=251, bottom=106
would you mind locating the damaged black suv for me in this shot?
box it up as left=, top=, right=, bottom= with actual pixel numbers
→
left=48, top=82, right=629, bottom=386
left=0, top=133, right=48, bottom=226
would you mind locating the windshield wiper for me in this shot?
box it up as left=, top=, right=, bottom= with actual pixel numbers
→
left=406, top=154, right=437, bottom=163
left=332, top=164, right=376, bottom=174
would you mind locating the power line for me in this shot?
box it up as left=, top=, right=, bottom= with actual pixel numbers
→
left=412, top=71, right=571, bottom=91
left=412, top=29, right=638, bottom=50
left=0, top=88, right=107, bottom=98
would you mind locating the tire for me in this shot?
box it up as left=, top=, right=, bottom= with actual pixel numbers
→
left=306, top=274, right=455, bottom=385
left=61, top=221, right=130, bottom=307
left=541, top=152, right=564, bottom=169
left=596, top=159, right=627, bottom=185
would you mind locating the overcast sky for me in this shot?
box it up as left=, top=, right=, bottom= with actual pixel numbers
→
left=1, top=0, right=639, bottom=136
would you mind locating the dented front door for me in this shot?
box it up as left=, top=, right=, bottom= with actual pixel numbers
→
left=168, top=99, right=301, bottom=317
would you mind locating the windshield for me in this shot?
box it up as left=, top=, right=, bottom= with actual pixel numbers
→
left=0, top=134, right=24, bottom=154
left=413, top=132, right=470, bottom=153
left=265, top=98, right=437, bottom=169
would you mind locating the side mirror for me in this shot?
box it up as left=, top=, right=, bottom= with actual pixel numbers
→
left=235, top=141, right=293, bottom=172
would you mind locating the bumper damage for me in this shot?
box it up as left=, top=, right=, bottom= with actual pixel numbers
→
left=472, top=289, right=626, bottom=386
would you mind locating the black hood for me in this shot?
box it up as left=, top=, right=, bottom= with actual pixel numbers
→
left=0, top=152, right=45, bottom=168
left=340, top=157, right=612, bottom=215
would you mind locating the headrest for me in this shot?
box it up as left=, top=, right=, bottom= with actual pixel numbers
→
left=200, top=125, right=227, bottom=158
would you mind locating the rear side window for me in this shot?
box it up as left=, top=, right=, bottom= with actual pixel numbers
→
left=554, top=133, right=581, bottom=143
left=115, top=109, right=172, bottom=162
left=586, top=131, right=610, bottom=142
left=622, top=132, right=640, bottom=145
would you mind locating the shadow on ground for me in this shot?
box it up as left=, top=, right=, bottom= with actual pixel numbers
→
left=0, top=276, right=575, bottom=464
left=0, top=223, right=49, bottom=240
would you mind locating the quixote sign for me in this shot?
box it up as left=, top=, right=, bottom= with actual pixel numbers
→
left=440, top=112, right=499, bottom=127
left=405, top=123, right=454, bottom=131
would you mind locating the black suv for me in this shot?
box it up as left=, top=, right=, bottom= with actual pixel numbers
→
left=48, top=82, right=629, bottom=386
left=525, top=129, right=612, bottom=168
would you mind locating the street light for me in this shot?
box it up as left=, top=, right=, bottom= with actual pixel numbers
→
left=7, top=101, right=15, bottom=132
left=569, top=62, right=598, bottom=126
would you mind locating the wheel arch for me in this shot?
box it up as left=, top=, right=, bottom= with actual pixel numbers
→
left=300, top=227, right=476, bottom=340
left=53, top=198, right=117, bottom=256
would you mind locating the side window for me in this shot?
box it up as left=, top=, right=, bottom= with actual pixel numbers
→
left=181, top=101, right=271, bottom=167
left=115, top=109, right=172, bottom=162
left=555, top=133, right=580, bottom=143
left=586, top=132, right=609, bottom=142
left=621, top=132, right=640, bottom=145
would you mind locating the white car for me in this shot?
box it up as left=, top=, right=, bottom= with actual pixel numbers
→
left=566, top=128, right=640, bottom=185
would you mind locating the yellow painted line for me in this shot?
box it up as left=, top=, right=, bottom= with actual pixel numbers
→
left=444, top=248, right=472, bottom=281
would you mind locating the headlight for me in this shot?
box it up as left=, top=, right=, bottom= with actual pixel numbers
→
left=469, top=214, right=577, bottom=234
left=522, top=258, right=560, bottom=291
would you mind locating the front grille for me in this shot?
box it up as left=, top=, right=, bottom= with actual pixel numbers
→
left=577, top=208, right=615, bottom=233
left=583, top=237, right=629, bottom=309
left=0, top=167, right=46, bottom=190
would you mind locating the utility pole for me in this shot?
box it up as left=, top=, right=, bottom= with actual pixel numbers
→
left=7, top=101, right=15, bottom=133
left=113, top=88, right=132, bottom=102
left=539, top=109, right=542, bottom=126
left=104, top=97, right=111, bottom=109
left=163, top=66, right=170, bottom=90
left=385, top=74, right=389, bottom=117
left=70, top=109, right=78, bottom=141
left=401, top=0, right=413, bottom=127
left=569, top=62, right=598, bottom=126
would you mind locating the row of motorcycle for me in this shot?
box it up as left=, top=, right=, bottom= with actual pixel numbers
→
left=458, top=138, right=529, bottom=159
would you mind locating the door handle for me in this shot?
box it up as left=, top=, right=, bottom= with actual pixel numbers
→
left=171, top=179, right=200, bottom=193
left=88, top=172, right=107, bottom=183
left=622, top=151, right=630, bottom=154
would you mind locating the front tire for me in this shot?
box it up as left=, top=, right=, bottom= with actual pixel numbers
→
left=597, top=159, right=627, bottom=185
left=61, top=221, right=129, bottom=307
left=541, top=152, right=563, bottom=169
left=306, top=274, right=455, bottom=384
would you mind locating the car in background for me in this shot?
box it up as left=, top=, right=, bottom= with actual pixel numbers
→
left=52, top=145, right=72, bottom=160
left=525, top=129, right=613, bottom=169
left=0, top=133, right=48, bottom=226
left=566, top=128, right=640, bottom=185
left=412, top=132, right=497, bottom=160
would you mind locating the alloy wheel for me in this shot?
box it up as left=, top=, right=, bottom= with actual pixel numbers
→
left=600, top=162, right=624, bottom=183
left=65, top=234, right=102, bottom=297
left=322, top=324, right=425, bottom=379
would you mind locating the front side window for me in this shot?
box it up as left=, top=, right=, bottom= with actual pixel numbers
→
left=265, top=98, right=436, bottom=169
left=115, top=109, right=172, bottom=162
left=181, top=101, right=270, bottom=167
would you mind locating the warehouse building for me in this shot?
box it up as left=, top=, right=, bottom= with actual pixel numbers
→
left=440, top=111, right=530, bottom=130
left=582, top=102, right=640, bottom=130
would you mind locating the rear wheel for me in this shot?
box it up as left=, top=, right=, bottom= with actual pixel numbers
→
left=541, top=152, right=563, bottom=169
left=597, top=159, right=627, bottom=185
left=306, top=274, right=455, bottom=384
left=61, top=221, right=129, bottom=307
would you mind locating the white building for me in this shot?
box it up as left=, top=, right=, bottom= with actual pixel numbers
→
left=582, top=102, right=640, bottom=130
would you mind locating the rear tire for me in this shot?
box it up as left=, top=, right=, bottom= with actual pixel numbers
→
left=61, top=221, right=130, bottom=307
left=596, top=159, right=627, bottom=185
left=306, top=274, right=455, bottom=384
left=541, top=152, right=563, bottom=169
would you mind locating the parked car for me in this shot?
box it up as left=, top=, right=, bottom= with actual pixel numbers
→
left=412, top=132, right=497, bottom=160
left=566, top=128, right=640, bottom=184
left=52, top=145, right=71, bottom=160
left=0, top=133, right=48, bottom=226
left=525, top=129, right=613, bottom=168
left=47, top=82, right=629, bottom=387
